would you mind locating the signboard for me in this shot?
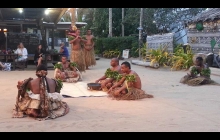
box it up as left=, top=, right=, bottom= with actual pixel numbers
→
left=122, top=49, right=129, bottom=59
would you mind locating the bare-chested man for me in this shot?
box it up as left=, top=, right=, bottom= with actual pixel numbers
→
left=108, top=61, right=153, bottom=100
left=69, top=29, right=86, bottom=72
left=54, top=56, right=82, bottom=83
left=95, top=58, right=122, bottom=91
left=12, top=64, right=69, bottom=120
left=83, top=29, right=96, bottom=70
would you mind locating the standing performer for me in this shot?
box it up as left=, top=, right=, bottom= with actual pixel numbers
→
left=68, top=26, right=86, bottom=72
left=82, top=29, right=96, bottom=70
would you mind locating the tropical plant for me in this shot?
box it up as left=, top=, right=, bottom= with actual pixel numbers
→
left=210, top=38, right=220, bottom=53
left=102, top=50, right=121, bottom=58
left=94, top=49, right=100, bottom=55
left=135, top=43, right=147, bottom=60
left=170, top=44, right=194, bottom=70
left=146, top=46, right=171, bottom=67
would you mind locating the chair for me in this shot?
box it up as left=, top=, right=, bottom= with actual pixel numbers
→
left=15, top=59, right=28, bottom=70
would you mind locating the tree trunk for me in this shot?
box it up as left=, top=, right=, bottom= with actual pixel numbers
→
left=109, top=8, right=112, bottom=37
left=139, top=8, right=144, bottom=60
left=122, top=8, right=124, bottom=37
left=93, top=8, right=96, bottom=23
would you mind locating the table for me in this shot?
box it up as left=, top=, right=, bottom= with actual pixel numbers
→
left=0, top=53, right=18, bottom=70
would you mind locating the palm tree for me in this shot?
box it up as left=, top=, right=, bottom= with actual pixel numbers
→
left=139, top=8, right=144, bottom=60
left=122, top=8, right=124, bottom=37
left=109, top=8, right=112, bottom=37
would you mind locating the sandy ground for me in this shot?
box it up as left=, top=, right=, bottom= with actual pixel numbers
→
left=0, top=58, right=220, bottom=132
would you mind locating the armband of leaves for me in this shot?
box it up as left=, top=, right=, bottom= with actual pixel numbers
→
left=68, top=35, right=75, bottom=41
left=112, top=71, right=119, bottom=79
left=105, top=68, right=112, bottom=78
left=201, top=68, right=211, bottom=77
left=104, top=68, right=119, bottom=79
left=54, top=63, right=62, bottom=70
left=56, top=79, right=63, bottom=92
left=190, top=66, right=198, bottom=75
left=125, top=74, right=136, bottom=82
left=115, top=74, right=123, bottom=81
left=70, top=62, right=78, bottom=67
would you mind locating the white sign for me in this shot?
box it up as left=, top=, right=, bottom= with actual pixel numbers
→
left=122, top=50, right=129, bottom=59
left=137, top=27, right=143, bottom=30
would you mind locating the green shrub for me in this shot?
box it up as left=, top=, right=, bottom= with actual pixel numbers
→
left=94, top=36, right=138, bottom=57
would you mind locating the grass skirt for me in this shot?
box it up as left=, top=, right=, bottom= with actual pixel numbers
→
left=108, top=87, right=153, bottom=100
left=70, top=49, right=86, bottom=72
left=180, top=75, right=212, bottom=86
left=84, top=46, right=96, bottom=67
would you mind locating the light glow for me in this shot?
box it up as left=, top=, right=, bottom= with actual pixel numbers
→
left=3, top=28, right=7, bottom=32
left=45, top=9, right=49, bottom=15
left=19, top=8, right=23, bottom=13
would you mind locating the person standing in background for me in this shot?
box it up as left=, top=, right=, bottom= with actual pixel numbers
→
left=82, top=29, right=96, bottom=70
left=69, top=28, right=86, bottom=72
left=59, top=42, right=69, bottom=60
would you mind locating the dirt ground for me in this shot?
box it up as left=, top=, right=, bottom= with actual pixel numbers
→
left=0, top=58, right=220, bottom=132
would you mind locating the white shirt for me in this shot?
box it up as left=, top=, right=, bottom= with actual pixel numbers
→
left=15, top=48, right=28, bottom=59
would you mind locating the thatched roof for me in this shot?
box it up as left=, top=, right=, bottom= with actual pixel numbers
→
left=190, top=8, right=220, bottom=23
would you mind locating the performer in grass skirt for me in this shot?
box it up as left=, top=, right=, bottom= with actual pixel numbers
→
left=180, top=56, right=212, bottom=86
left=12, top=64, right=69, bottom=120
left=108, top=61, right=153, bottom=100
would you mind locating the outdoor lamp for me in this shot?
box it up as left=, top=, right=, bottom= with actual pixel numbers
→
left=3, top=28, right=7, bottom=32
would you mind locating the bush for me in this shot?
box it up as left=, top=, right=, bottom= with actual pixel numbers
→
left=94, top=36, right=138, bottom=57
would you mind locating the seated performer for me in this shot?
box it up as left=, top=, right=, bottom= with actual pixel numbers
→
left=12, top=64, right=69, bottom=120
left=108, top=61, right=153, bottom=100
left=180, top=56, right=212, bottom=86
left=95, top=58, right=122, bottom=91
left=54, top=55, right=82, bottom=83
